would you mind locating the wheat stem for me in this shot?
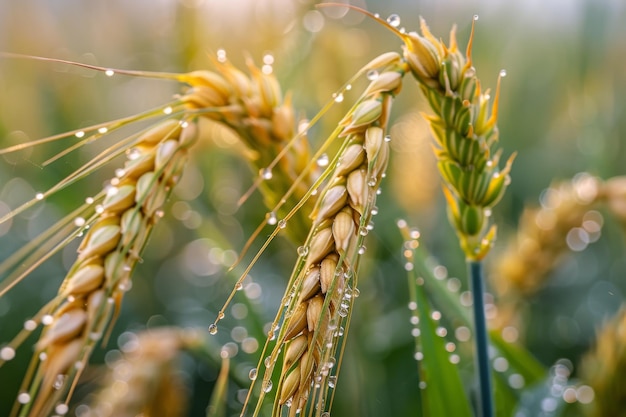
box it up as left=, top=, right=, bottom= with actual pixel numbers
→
left=469, top=261, right=494, bottom=417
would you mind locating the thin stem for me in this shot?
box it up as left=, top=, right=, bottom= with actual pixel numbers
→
left=469, top=260, right=494, bottom=417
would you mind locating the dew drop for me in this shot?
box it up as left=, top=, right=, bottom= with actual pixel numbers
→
left=208, top=324, right=218, bottom=335
left=1, top=346, right=16, bottom=361
left=386, top=14, right=401, bottom=27
left=358, top=246, right=366, bottom=255
left=352, top=288, right=360, bottom=298
left=217, top=312, right=225, bottom=320
left=431, top=311, right=442, bottom=320
left=384, top=135, right=391, bottom=142
left=414, top=351, right=424, bottom=361
left=321, top=412, right=330, bottom=417
left=235, top=282, right=243, bottom=291
left=53, top=374, right=66, bottom=389
left=216, top=49, right=227, bottom=63
left=408, top=301, right=417, bottom=311
left=163, top=106, right=173, bottom=115
left=262, top=380, right=273, bottom=393
left=105, top=69, right=115, bottom=77
left=17, top=392, right=31, bottom=404
left=55, top=404, right=69, bottom=415
left=89, top=331, right=102, bottom=341
left=473, top=14, right=479, bottom=21
left=264, top=356, right=272, bottom=368
left=75, top=131, right=85, bottom=138
left=267, top=212, right=277, bottom=225
left=85, top=197, right=94, bottom=205
left=42, top=315, right=54, bottom=325
left=249, top=368, right=258, bottom=380
left=24, top=320, right=37, bottom=331
left=499, top=69, right=507, bottom=78
left=358, top=226, right=369, bottom=236
left=297, top=246, right=309, bottom=256
left=260, top=168, right=273, bottom=180
left=35, top=192, right=44, bottom=200
left=316, top=153, right=329, bottom=167
left=366, top=70, right=379, bottom=81
left=98, top=127, right=108, bottom=134
left=278, top=219, right=287, bottom=229
left=333, top=93, right=344, bottom=103
left=328, top=375, right=337, bottom=388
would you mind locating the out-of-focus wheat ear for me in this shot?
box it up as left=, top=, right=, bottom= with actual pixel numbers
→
left=236, top=52, right=406, bottom=417
left=580, top=307, right=626, bottom=417
left=3, top=118, right=198, bottom=417
left=84, top=328, right=204, bottom=417
left=179, top=55, right=319, bottom=245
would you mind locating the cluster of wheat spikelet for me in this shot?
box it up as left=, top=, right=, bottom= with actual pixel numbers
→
left=0, top=117, right=198, bottom=417
left=491, top=174, right=626, bottom=329
left=397, top=16, right=513, bottom=260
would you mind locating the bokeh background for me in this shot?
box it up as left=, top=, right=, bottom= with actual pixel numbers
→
left=1, top=0, right=626, bottom=416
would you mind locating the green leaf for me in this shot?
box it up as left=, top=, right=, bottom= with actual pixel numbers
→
left=407, top=256, right=473, bottom=417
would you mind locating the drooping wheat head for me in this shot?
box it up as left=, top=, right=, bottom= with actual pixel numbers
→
left=234, top=51, right=406, bottom=417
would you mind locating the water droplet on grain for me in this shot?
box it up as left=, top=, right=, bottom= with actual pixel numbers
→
left=387, top=14, right=401, bottom=27
left=55, top=404, right=69, bottom=415
left=235, top=282, right=243, bottom=291
left=297, top=246, right=309, bottom=256
left=24, top=320, right=37, bottom=331
left=473, top=14, right=479, bottom=21
left=499, top=69, right=507, bottom=78
left=208, top=324, right=218, bottom=335
left=17, top=392, right=31, bottom=404
left=267, top=211, right=277, bottom=225
left=333, top=93, right=344, bottom=103
left=366, top=70, right=379, bottom=81
left=42, top=315, right=54, bottom=325
left=35, top=192, right=44, bottom=200
left=278, top=219, right=287, bottom=229
left=163, top=106, right=173, bottom=115
left=260, top=168, right=273, bottom=180
left=105, top=69, right=115, bottom=77
left=98, top=127, right=108, bottom=134
left=75, top=131, right=85, bottom=138
left=317, top=153, right=329, bottom=167
left=384, top=135, right=391, bottom=142
left=1, top=346, right=16, bottom=361
left=249, top=368, right=258, bottom=380
left=262, top=380, right=273, bottom=393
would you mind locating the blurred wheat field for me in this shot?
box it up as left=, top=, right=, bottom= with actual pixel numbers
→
left=2, top=1, right=626, bottom=416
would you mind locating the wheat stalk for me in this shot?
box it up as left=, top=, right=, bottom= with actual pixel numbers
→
left=232, top=51, right=406, bottom=417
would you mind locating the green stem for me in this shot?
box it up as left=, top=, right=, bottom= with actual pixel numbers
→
left=469, top=260, right=494, bottom=417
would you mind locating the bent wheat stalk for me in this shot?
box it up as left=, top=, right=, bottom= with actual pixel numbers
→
left=238, top=51, right=406, bottom=417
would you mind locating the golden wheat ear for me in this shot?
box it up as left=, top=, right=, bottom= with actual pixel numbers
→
left=224, top=51, right=406, bottom=417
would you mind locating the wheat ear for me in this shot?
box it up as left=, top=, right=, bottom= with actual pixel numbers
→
left=238, top=52, right=405, bottom=417
left=85, top=327, right=206, bottom=417
left=2, top=118, right=198, bottom=417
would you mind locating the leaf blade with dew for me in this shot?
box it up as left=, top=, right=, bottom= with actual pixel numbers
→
left=400, top=223, right=473, bottom=417
left=401, top=221, right=547, bottom=413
